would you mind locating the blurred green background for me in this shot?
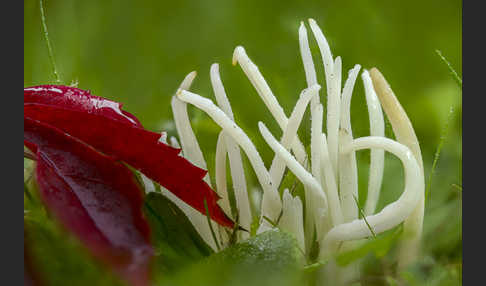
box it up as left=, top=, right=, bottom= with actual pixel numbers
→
left=24, top=0, right=462, bottom=284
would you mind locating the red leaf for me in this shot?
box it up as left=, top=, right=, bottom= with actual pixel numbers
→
left=24, top=85, right=233, bottom=228
left=24, top=85, right=143, bottom=128
left=25, top=117, right=153, bottom=286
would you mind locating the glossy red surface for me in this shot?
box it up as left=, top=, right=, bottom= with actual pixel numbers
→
left=24, top=85, right=233, bottom=228
left=24, top=85, right=143, bottom=127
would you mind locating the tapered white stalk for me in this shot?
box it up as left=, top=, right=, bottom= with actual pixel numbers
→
left=309, top=104, right=325, bottom=252
left=299, top=22, right=318, bottom=106
left=308, top=18, right=334, bottom=92
left=211, top=63, right=252, bottom=234
left=177, top=89, right=282, bottom=232
left=163, top=129, right=223, bottom=250
left=259, top=83, right=320, bottom=250
left=327, top=57, right=342, bottom=178
left=211, top=63, right=235, bottom=119
left=308, top=18, right=341, bottom=178
left=232, top=46, right=308, bottom=166
left=334, top=56, right=342, bottom=106
left=300, top=22, right=325, bottom=190
left=337, top=64, right=362, bottom=285
left=269, top=85, right=321, bottom=188
left=362, top=70, right=385, bottom=215
left=279, top=189, right=306, bottom=251
left=339, top=66, right=361, bottom=136
left=307, top=103, right=327, bottom=248
left=297, top=22, right=323, bottom=247
left=320, top=133, right=343, bottom=227
left=311, top=103, right=324, bottom=186
left=338, top=65, right=361, bottom=222
left=171, top=71, right=212, bottom=186
left=319, top=136, right=423, bottom=259
left=168, top=71, right=222, bottom=250
left=369, top=68, right=424, bottom=269
left=215, top=131, right=233, bottom=218
left=259, top=122, right=328, bottom=241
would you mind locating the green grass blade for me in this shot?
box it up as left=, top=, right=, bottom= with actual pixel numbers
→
left=40, top=0, right=62, bottom=84
left=353, top=195, right=376, bottom=237
left=425, top=107, right=454, bottom=203
left=436, top=50, right=462, bottom=88
left=262, top=215, right=278, bottom=228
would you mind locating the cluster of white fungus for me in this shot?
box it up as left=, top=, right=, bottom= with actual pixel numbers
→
left=146, top=19, right=424, bottom=284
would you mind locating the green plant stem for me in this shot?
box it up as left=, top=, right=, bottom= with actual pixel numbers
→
left=353, top=195, right=376, bottom=237
left=40, top=0, right=62, bottom=84
left=425, top=107, right=454, bottom=203
left=436, top=50, right=462, bottom=88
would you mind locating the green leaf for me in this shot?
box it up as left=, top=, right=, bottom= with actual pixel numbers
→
left=143, top=192, right=213, bottom=277
left=158, top=229, right=305, bottom=286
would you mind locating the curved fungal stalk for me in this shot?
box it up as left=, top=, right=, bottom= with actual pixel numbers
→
left=215, top=131, right=233, bottom=218
left=300, top=22, right=325, bottom=193
left=308, top=18, right=334, bottom=92
left=262, top=83, right=321, bottom=250
left=171, top=71, right=211, bottom=186
left=369, top=68, right=424, bottom=269
left=269, top=84, right=321, bottom=188
left=337, top=65, right=362, bottom=286
left=311, top=104, right=324, bottom=186
left=166, top=71, right=224, bottom=250
left=211, top=63, right=252, bottom=235
left=320, top=133, right=343, bottom=227
left=176, top=89, right=282, bottom=233
left=306, top=19, right=341, bottom=179
left=232, top=46, right=308, bottom=166
left=338, top=65, right=361, bottom=222
left=299, top=22, right=319, bottom=105
left=327, top=56, right=342, bottom=179
left=299, top=20, right=345, bottom=244
left=258, top=122, right=329, bottom=241
left=362, top=70, right=385, bottom=215
left=307, top=103, right=326, bottom=248
left=319, top=136, right=423, bottom=258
